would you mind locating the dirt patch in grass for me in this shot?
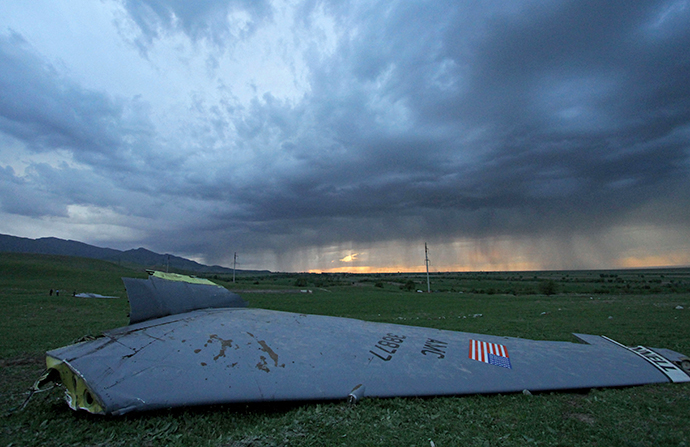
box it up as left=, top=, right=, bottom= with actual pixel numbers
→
left=566, top=412, right=596, bottom=425
left=0, top=353, right=44, bottom=368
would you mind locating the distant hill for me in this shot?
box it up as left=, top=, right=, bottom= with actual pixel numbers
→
left=0, top=234, right=270, bottom=275
left=0, top=235, right=121, bottom=259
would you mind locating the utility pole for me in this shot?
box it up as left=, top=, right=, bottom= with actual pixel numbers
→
left=425, top=243, right=431, bottom=293
left=233, top=252, right=237, bottom=283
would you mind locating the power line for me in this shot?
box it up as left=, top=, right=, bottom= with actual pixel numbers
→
left=425, top=243, right=431, bottom=293
left=233, top=252, right=237, bottom=283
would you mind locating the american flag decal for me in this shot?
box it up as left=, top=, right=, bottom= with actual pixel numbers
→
left=469, top=340, right=512, bottom=369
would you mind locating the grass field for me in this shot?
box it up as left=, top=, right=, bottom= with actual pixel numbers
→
left=1, top=253, right=689, bottom=446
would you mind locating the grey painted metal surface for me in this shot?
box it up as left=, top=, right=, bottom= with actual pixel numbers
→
left=74, top=293, right=119, bottom=299
left=44, top=275, right=690, bottom=415
left=124, top=275, right=246, bottom=324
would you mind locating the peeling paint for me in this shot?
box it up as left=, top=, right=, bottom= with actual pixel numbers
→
left=257, top=340, right=284, bottom=368
left=247, top=333, right=285, bottom=368
left=207, top=334, right=233, bottom=361
left=256, top=356, right=270, bottom=373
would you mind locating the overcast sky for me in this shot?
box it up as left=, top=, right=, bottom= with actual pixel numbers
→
left=1, top=1, right=689, bottom=272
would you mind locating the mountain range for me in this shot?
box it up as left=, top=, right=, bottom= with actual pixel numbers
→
left=0, top=233, right=268, bottom=275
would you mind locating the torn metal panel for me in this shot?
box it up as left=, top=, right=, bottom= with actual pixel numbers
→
left=44, top=274, right=690, bottom=415
left=124, top=274, right=246, bottom=324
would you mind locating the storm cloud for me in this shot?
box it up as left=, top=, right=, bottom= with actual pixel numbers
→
left=1, top=0, right=689, bottom=271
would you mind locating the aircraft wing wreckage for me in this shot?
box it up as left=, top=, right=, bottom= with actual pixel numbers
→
left=43, top=273, right=690, bottom=415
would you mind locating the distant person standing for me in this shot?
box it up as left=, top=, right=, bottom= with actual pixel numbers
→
left=49, top=289, right=53, bottom=296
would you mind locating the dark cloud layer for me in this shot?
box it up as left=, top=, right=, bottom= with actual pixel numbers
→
left=0, top=33, right=121, bottom=156
left=1, top=0, right=689, bottom=270
left=225, top=1, right=690, bottom=239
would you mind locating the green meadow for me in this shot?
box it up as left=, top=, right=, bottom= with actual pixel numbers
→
left=1, top=253, right=689, bottom=446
